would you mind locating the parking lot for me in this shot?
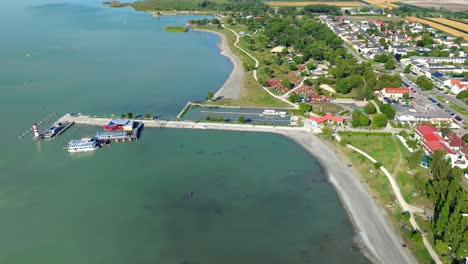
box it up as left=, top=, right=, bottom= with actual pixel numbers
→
left=183, top=105, right=293, bottom=126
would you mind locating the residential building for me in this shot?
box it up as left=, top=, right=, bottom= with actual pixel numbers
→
left=381, top=87, right=410, bottom=98
left=309, top=113, right=343, bottom=127
left=444, top=79, right=468, bottom=95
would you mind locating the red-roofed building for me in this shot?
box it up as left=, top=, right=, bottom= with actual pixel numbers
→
left=310, top=113, right=344, bottom=127
left=382, top=87, right=410, bottom=98
left=444, top=79, right=468, bottom=95
left=446, top=133, right=464, bottom=151
left=415, top=125, right=455, bottom=155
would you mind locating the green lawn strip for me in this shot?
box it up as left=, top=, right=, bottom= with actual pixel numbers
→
left=449, top=102, right=468, bottom=117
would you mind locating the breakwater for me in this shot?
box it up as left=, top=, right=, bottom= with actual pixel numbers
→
left=56, top=113, right=315, bottom=134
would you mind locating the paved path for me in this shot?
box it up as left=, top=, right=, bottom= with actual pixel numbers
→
left=346, top=144, right=443, bottom=264
left=283, top=77, right=307, bottom=97
left=370, top=100, right=382, bottom=114
left=286, top=132, right=417, bottom=264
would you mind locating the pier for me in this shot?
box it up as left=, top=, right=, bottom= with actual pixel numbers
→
left=56, top=113, right=316, bottom=134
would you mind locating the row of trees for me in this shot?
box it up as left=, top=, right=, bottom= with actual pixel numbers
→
left=427, top=151, right=467, bottom=259
left=351, top=110, right=388, bottom=128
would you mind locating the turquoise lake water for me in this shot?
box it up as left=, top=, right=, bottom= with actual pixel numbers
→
left=0, top=1, right=370, bottom=263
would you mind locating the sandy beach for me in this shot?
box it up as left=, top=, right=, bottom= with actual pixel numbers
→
left=194, top=28, right=243, bottom=100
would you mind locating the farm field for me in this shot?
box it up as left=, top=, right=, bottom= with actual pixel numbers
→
left=426, top=18, right=468, bottom=33
left=264, top=1, right=361, bottom=6
left=407, top=17, right=468, bottom=40
left=362, top=0, right=400, bottom=9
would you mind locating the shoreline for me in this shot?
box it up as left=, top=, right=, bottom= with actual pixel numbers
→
left=193, top=28, right=243, bottom=100
left=284, top=131, right=416, bottom=264
left=58, top=112, right=415, bottom=264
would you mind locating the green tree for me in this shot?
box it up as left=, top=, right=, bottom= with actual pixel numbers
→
left=206, top=91, right=215, bottom=101
left=403, top=93, right=410, bottom=100
left=359, top=114, right=370, bottom=126
left=407, top=150, right=423, bottom=169
left=372, top=113, right=388, bottom=128
left=374, top=161, right=382, bottom=169
left=384, top=58, right=395, bottom=70
left=462, top=134, right=468, bottom=143
left=299, top=103, right=312, bottom=114
left=120, top=113, right=126, bottom=118
left=144, top=113, right=152, bottom=119
left=289, top=93, right=301, bottom=103
left=404, top=64, right=412, bottom=74
left=364, top=102, right=376, bottom=114
left=410, top=230, right=423, bottom=243
left=456, top=90, right=468, bottom=99
left=238, top=116, right=246, bottom=123
left=416, top=76, right=434, bottom=90
left=351, top=111, right=362, bottom=127
left=126, top=112, right=133, bottom=119
left=380, top=103, right=396, bottom=119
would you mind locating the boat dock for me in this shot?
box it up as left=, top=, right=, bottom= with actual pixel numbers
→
left=95, top=122, right=143, bottom=142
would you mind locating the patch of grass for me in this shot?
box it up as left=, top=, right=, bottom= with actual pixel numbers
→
left=335, top=143, right=395, bottom=204
left=338, top=132, right=398, bottom=172
left=449, top=102, right=468, bottom=117
left=388, top=208, right=435, bottom=264
left=164, top=26, right=188, bottom=32
left=196, top=25, right=290, bottom=108
left=130, top=0, right=227, bottom=11
left=310, top=102, right=344, bottom=115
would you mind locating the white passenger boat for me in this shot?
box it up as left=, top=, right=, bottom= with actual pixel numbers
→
left=67, top=138, right=100, bottom=153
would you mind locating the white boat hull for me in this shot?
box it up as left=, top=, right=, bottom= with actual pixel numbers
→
left=67, top=146, right=100, bottom=153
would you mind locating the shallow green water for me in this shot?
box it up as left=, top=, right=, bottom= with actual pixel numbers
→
left=0, top=1, right=370, bottom=263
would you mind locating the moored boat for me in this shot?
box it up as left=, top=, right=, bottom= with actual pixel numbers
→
left=67, top=138, right=100, bottom=153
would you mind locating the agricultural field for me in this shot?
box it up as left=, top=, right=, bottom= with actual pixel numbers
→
left=361, top=0, right=400, bottom=9
left=407, top=17, right=468, bottom=40
left=426, top=18, right=468, bottom=33
left=264, top=1, right=361, bottom=7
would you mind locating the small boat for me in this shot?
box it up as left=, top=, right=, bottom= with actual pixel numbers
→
left=67, top=138, right=100, bottom=153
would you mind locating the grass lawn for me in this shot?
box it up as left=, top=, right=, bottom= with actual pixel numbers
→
left=196, top=25, right=290, bottom=108
left=449, top=102, right=468, bottom=117
left=310, top=102, right=344, bottom=115
left=338, top=132, right=399, bottom=173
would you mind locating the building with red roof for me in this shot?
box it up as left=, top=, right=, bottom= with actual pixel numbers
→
left=310, top=113, right=344, bottom=127
left=381, top=87, right=410, bottom=98
left=446, top=133, right=464, bottom=150
left=415, top=125, right=455, bottom=154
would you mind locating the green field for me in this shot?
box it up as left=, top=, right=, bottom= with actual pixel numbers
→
left=164, top=26, right=189, bottom=32
left=130, top=0, right=227, bottom=10
left=338, top=132, right=399, bottom=172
